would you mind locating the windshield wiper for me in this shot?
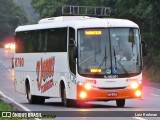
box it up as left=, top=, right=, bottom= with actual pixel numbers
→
left=113, top=46, right=117, bottom=69
left=113, top=46, right=129, bottom=74
left=98, top=46, right=107, bottom=69
left=117, top=60, right=129, bottom=74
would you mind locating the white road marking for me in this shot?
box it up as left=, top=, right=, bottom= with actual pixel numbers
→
left=0, top=91, right=30, bottom=111
left=151, top=94, right=159, bottom=97
left=133, top=117, right=147, bottom=120
left=3, top=64, right=5, bottom=66
left=0, top=90, right=40, bottom=120
left=8, top=69, right=11, bottom=72
left=5, top=65, right=8, bottom=68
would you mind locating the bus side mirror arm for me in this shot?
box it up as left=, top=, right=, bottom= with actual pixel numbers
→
left=141, top=41, right=147, bottom=56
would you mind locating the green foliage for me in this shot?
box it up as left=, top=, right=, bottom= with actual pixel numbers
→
left=14, top=0, right=39, bottom=23
left=31, top=0, right=115, bottom=17
left=0, top=0, right=27, bottom=42
left=0, top=100, right=21, bottom=120
left=32, top=0, right=68, bottom=17
left=0, top=99, right=13, bottom=111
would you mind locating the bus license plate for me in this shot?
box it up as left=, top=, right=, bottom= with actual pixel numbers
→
left=107, top=92, right=118, bottom=97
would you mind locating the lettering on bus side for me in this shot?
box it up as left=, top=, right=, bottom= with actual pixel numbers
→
left=15, top=57, right=24, bottom=67
left=36, top=57, right=55, bottom=93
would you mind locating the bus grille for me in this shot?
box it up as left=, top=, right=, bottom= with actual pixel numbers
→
left=97, top=87, right=126, bottom=90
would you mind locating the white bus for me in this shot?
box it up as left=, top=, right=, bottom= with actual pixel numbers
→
left=14, top=16, right=143, bottom=107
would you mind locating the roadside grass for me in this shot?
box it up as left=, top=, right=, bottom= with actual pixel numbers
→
left=0, top=99, right=21, bottom=120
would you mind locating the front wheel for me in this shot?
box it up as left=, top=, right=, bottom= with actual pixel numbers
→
left=116, top=99, right=125, bottom=107
left=26, top=84, right=36, bottom=104
left=37, top=97, right=45, bottom=104
left=62, top=88, right=72, bottom=107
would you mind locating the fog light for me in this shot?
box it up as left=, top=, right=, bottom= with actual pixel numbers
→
left=84, top=83, right=92, bottom=90
left=80, top=91, right=87, bottom=99
left=135, top=90, right=142, bottom=97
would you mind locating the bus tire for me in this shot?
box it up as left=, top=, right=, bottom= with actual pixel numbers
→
left=62, top=88, right=72, bottom=107
left=37, top=97, right=45, bottom=104
left=26, top=84, right=36, bottom=104
left=116, top=99, right=125, bottom=107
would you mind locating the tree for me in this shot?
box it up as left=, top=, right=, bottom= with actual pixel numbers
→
left=0, top=0, right=27, bottom=44
left=32, top=0, right=67, bottom=17
left=15, top=0, right=40, bottom=23
left=31, top=0, right=115, bottom=18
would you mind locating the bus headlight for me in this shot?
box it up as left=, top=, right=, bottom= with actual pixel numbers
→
left=78, top=82, right=85, bottom=86
left=84, top=83, right=92, bottom=90
left=131, top=81, right=139, bottom=89
left=78, top=82, right=93, bottom=90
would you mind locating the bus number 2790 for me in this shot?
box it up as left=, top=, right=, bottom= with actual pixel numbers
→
left=15, top=57, right=24, bottom=67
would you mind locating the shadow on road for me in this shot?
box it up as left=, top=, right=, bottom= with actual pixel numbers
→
left=37, top=102, right=133, bottom=109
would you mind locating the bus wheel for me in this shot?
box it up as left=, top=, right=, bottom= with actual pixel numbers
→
left=26, top=84, right=36, bottom=104
left=37, top=97, right=45, bottom=104
left=116, top=99, right=125, bottom=107
left=62, top=88, right=71, bottom=107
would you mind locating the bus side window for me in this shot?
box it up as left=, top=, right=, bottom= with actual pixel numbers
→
left=47, top=29, right=54, bottom=52
left=69, top=27, right=76, bottom=75
left=47, top=28, right=67, bottom=52
left=32, top=31, right=39, bottom=52
left=37, top=31, right=42, bottom=52
left=38, top=30, right=47, bottom=52
left=28, top=32, right=34, bottom=52
left=15, top=32, right=24, bottom=53
left=23, top=32, right=29, bottom=52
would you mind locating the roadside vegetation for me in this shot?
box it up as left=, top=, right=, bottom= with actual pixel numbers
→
left=0, top=99, right=13, bottom=111
left=14, top=0, right=39, bottom=23
left=0, top=100, right=20, bottom=120
left=0, top=0, right=27, bottom=48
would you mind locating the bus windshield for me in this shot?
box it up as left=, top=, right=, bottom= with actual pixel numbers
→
left=78, top=28, right=141, bottom=77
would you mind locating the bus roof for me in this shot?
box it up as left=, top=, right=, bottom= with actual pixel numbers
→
left=15, top=16, right=139, bottom=32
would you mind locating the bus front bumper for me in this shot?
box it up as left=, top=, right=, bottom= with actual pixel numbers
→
left=77, top=84, right=142, bottom=101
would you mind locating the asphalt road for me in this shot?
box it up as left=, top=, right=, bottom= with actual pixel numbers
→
left=0, top=48, right=160, bottom=120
